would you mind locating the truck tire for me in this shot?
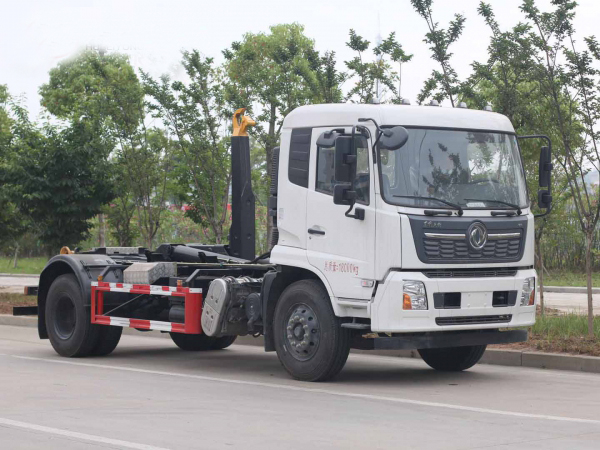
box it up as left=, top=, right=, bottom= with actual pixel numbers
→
left=273, top=279, right=350, bottom=382
left=418, top=345, right=487, bottom=371
left=211, top=335, right=237, bottom=350
left=90, top=326, right=122, bottom=356
left=169, top=332, right=217, bottom=351
left=45, top=274, right=100, bottom=357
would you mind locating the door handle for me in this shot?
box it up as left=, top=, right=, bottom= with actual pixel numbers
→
left=308, top=228, right=325, bottom=235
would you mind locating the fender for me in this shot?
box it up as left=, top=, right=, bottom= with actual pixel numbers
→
left=37, top=254, right=121, bottom=339
left=261, top=264, right=327, bottom=352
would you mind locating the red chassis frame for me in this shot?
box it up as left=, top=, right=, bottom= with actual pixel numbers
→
left=91, top=281, right=203, bottom=334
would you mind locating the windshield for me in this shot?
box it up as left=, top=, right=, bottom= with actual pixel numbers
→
left=379, top=128, right=528, bottom=209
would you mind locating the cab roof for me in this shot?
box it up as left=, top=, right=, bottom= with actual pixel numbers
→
left=282, top=103, right=515, bottom=133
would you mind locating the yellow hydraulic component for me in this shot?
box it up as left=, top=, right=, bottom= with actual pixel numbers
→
left=60, top=246, right=74, bottom=255
left=232, top=108, right=256, bottom=137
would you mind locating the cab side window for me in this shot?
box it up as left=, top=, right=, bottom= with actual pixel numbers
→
left=316, top=140, right=370, bottom=204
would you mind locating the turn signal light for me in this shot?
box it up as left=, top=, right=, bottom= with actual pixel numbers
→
left=529, top=290, right=535, bottom=306
left=520, top=277, right=535, bottom=306
left=403, top=293, right=412, bottom=310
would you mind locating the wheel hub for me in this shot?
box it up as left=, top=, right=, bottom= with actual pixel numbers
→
left=285, top=304, right=319, bottom=361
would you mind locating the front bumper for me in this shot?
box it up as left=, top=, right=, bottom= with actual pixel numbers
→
left=371, top=269, right=536, bottom=333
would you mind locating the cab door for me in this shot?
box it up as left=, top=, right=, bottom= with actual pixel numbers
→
left=306, top=127, right=376, bottom=300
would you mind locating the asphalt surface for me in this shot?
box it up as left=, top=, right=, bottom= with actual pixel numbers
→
left=1, top=325, right=600, bottom=449
left=0, top=275, right=39, bottom=294
left=3, top=274, right=599, bottom=314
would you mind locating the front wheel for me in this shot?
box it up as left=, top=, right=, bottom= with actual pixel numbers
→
left=274, top=279, right=350, bottom=382
left=418, top=345, right=487, bottom=371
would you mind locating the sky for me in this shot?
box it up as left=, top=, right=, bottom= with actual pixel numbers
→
left=1, top=0, right=600, bottom=121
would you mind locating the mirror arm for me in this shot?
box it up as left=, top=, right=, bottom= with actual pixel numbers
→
left=344, top=204, right=365, bottom=220
left=534, top=204, right=552, bottom=219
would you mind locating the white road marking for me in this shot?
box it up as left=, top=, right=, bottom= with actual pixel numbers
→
left=5, top=354, right=600, bottom=426
left=0, top=417, right=170, bottom=450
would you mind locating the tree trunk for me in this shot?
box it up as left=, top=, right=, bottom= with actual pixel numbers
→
left=12, top=243, right=19, bottom=269
left=98, top=214, right=106, bottom=247
left=585, top=233, right=594, bottom=338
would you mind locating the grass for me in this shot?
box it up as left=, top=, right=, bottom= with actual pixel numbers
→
left=542, top=270, right=600, bottom=287
left=0, top=293, right=36, bottom=315
left=0, top=257, right=48, bottom=275
left=495, top=310, right=600, bottom=356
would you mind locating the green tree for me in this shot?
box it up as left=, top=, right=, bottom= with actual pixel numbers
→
left=522, top=0, right=599, bottom=336
left=5, top=110, right=114, bottom=254
left=308, top=50, right=346, bottom=103
left=464, top=2, right=536, bottom=122
left=411, top=0, right=465, bottom=106
left=40, top=49, right=172, bottom=250
left=143, top=51, right=231, bottom=244
left=344, top=30, right=412, bottom=104
left=223, top=24, right=326, bottom=246
left=0, top=86, right=27, bottom=257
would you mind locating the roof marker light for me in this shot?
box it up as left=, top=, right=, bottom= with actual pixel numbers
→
left=401, top=98, right=411, bottom=105
left=484, top=103, right=493, bottom=111
left=458, top=102, right=467, bottom=108
left=428, top=100, right=439, bottom=106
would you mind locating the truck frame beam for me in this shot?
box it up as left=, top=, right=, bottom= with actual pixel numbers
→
left=352, top=329, right=527, bottom=350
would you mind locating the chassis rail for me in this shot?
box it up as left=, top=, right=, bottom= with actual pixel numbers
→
left=352, top=329, right=527, bottom=350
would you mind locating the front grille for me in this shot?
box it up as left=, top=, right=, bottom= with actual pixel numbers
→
left=423, top=236, right=521, bottom=261
left=423, top=268, right=518, bottom=278
left=436, top=315, right=512, bottom=326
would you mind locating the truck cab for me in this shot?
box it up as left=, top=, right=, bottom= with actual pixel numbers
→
left=272, top=103, right=539, bottom=334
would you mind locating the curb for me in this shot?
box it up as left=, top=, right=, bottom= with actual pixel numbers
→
left=1, top=314, right=599, bottom=374
left=0, top=273, right=39, bottom=278
left=543, top=286, right=600, bottom=294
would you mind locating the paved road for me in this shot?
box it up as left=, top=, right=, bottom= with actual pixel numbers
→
left=538, top=291, right=599, bottom=315
left=3, top=274, right=598, bottom=314
left=0, top=275, right=39, bottom=294
left=1, top=325, right=599, bottom=449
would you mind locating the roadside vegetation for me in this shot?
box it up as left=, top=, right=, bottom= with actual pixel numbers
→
left=496, top=309, right=600, bottom=357
left=543, top=271, right=600, bottom=288
left=0, top=257, right=47, bottom=275
left=0, top=293, right=35, bottom=315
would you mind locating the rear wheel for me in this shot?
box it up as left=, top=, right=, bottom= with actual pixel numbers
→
left=274, top=279, right=350, bottom=382
left=418, top=345, right=487, bottom=371
left=90, top=326, right=122, bottom=356
left=45, top=274, right=100, bottom=357
left=211, top=335, right=237, bottom=350
left=169, top=332, right=217, bottom=351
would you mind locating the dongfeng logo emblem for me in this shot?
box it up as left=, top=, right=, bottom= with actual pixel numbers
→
left=468, top=222, right=487, bottom=250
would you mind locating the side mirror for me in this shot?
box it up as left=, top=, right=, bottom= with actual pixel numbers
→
left=379, top=126, right=409, bottom=151
left=539, top=145, right=552, bottom=188
left=538, top=145, right=552, bottom=211
left=334, top=136, right=357, bottom=183
left=333, top=183, right=356, bottom=206
left=538, top=189, right=552, bottom=209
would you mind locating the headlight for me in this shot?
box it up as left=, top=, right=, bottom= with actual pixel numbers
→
left=403, top=280, right=428, bottom=310
left=520, top=277, right=535, bottom=306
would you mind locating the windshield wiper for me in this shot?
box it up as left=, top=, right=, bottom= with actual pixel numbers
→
left=464, top=198, right=522, bottom=215
left=393, top=195, right=463, bottom=216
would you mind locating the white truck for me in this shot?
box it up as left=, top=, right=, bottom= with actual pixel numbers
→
left=35, top=104, right=552, bottom=381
